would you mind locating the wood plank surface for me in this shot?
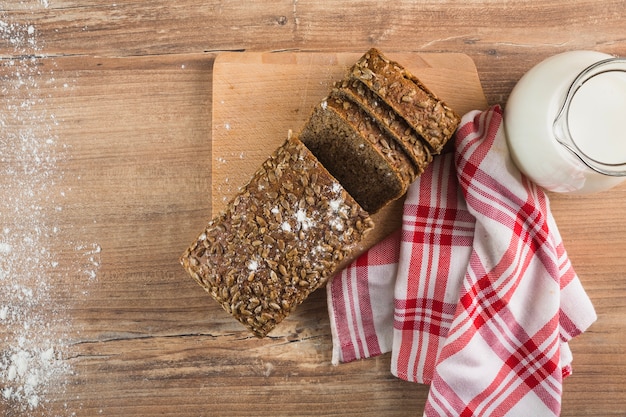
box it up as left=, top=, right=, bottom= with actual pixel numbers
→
left=0, top=1, right=625, bottom=416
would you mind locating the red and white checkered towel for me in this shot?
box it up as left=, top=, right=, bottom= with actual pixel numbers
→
left=327, top=105, right=596, bottom=416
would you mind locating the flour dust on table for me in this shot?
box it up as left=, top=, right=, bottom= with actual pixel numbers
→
left=0, top=7, right=101, bottom=417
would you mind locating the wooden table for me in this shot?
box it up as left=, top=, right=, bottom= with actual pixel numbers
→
left=1, top=1, right=625, bottom=416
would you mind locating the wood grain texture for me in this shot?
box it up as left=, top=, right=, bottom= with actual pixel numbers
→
left=0, top=1, right=625, bottom=416
left=2, top=0, right=625, bottom=105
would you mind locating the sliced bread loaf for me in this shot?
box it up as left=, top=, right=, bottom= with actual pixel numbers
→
left=333, top=77, right=433, bottom=175
left=349, top=48, right=461, bottom=154
left=299, top=93, right=415, bottom=213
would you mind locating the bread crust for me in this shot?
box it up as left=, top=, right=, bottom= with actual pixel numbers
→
left=350, top=48, right=461, bottom=154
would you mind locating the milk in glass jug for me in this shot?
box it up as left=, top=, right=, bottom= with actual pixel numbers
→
left=505, top=51, right=626, bottom=193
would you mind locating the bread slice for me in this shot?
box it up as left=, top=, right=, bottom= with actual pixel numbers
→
left=349, top=48, right=460, bottom=154
left=180, top=135, right=374, bottom=338
left=333, top=77, right=433, bottom=174
left=299, top=93, right=416, bottom=213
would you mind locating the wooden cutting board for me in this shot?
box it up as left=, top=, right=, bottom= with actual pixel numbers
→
left=212, top=51, right=488, bottom=261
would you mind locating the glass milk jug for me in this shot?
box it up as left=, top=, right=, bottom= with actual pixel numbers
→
left=504, top=51, right=626, bottom=193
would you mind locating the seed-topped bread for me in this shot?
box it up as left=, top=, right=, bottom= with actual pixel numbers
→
left=332, top=77, right=433, bottom=174
left=180, top=135, right=374, bottom=338
left=299, top=92, right=417, bottom=213
left=349, top=48, right=461, bottom=154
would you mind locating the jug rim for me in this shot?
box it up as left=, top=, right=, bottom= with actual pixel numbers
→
left=553, top=57, right=626, bottom=176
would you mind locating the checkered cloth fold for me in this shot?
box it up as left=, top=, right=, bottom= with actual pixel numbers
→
left=327, top=105, right=596, bottom=416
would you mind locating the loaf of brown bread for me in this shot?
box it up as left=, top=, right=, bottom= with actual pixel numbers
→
left=180, top=135, right=374, bottom=337
left=299, top=91, right=418, bottom=213
left=349, top=48, right=461, bottom=154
